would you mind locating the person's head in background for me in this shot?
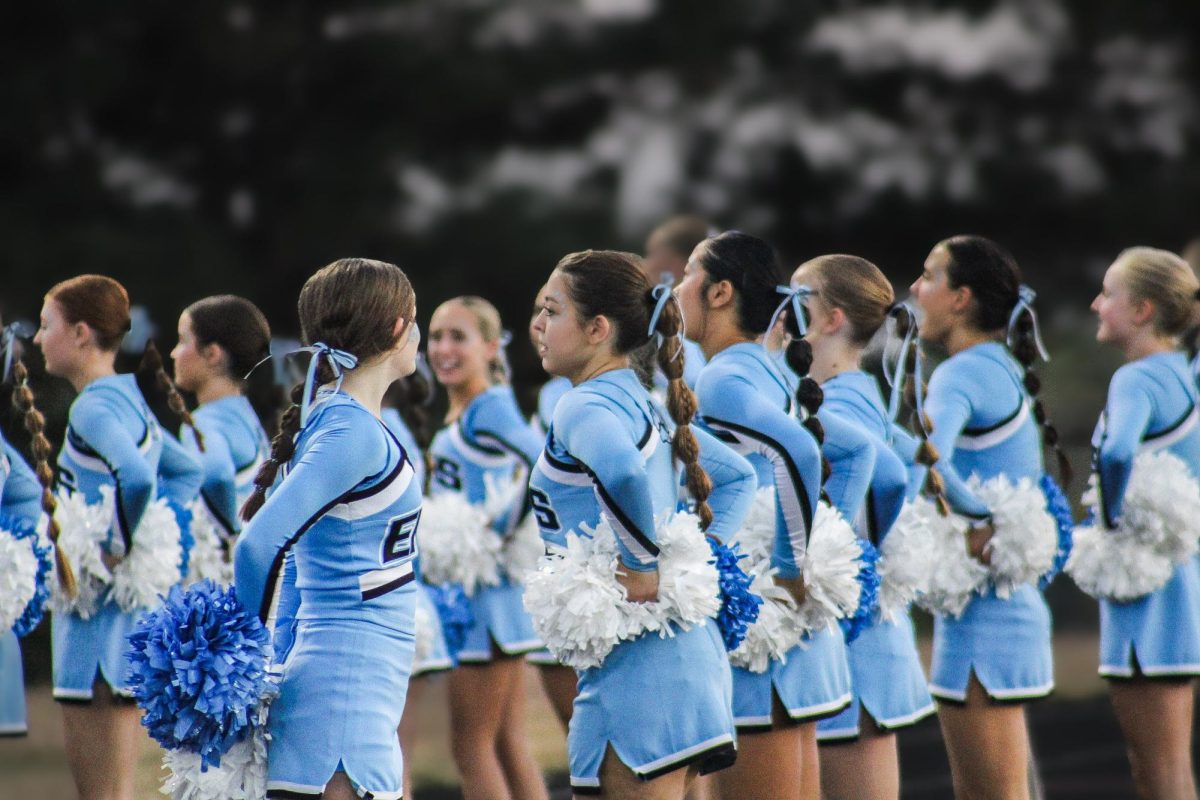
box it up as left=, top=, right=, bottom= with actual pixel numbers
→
left=1182, top=237, right=1200, bottom=278
left=643, top=215, right=715, bottom=286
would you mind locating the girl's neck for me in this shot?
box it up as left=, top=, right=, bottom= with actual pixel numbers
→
left=339, top=362, right=400, bottom=418
left=445, top=375, right=492, bottom=421
left=68, top=355, right=117, bottom=393
left=1123, top=331, right=1177, bottom=363
left=567, top=352, right=628, bottom=387
left=809, top=336, right=863, bottom=384
left=195, top=374, right=242, bottom=407
left=944, top=325, right=997, bottom=357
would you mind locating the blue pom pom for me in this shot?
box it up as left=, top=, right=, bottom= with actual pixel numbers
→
left=706, top=536, right=762, bottom=652
left=1038, top=475, right=1075, bottom=589
left=126, top=579, right=272, bottom=769
left=839, top=538, right=881, bottom=644
left=163, top=497, right=195, bottom=581
left=3, top=512, right=51, bottom=638
left=429, top=582, right=474, bottom=662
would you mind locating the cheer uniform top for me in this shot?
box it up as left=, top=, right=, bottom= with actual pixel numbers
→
left=815, top=371, right=934, bottom=740
left=1, top=433, right=42, bottom=735
left=234, top=390, right=421, bottom=800
left=923, top=343, right=1053, bottom=702
left=529, top=368, right=755, bottom=793
left=184, top=395, right=269, bottom=542
left=427, top=385, right=543, bottom=662
left=52, top=374, right=202, bottom=701
left=1093, top=352, right=1200, bottom=677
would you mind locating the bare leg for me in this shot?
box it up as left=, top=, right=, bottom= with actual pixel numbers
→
left=797, top=722, right=820, bottom=800
left=60, top=680, right=142, bottom=800
left=324, top=771, right=360, bottom=800
left=398, top=674, right=428, bottom=799
left=497, top=659, right=550, bottom=800
left=714, top=726, right=803, bottom=800
left=449, top=659, right=519, bottom=800
left=537, top=662, right=578, bottom=729
left=937, top=675, right=1031, bottom=800
left=684, top=773, right=714, bottom=800
left=582, top=745, right=688, bottom=800
left=1110, top=676, right=1198, bottom=800
left=820, top=711, right=900, bottom=800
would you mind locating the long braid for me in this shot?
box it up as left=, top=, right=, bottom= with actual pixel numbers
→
left=892, top=306, right=952, bottom=516
left=241, top=383, right=303, bottom=521
left=652, top=294, right=714, bottom=530
left=140, top=340, right=205, bottom=452
left=1009, top=310, right=1072, bottom=487
left=11, top=359, right=75, bottom=595
left=783, top=313, right=833, bottom=487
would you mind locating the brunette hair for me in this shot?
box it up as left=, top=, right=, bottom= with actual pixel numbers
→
left=555, top=249, right=715, bottom=528
left=241, top=258, right=416, bottom=521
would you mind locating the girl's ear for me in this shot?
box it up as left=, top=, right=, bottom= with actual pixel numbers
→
left=585, top=314, right=613, bottom=347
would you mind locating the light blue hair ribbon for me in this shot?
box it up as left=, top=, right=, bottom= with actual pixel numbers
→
left=297, top=342, right=358, bottom=427
left=1, top=322, right=30, bottom=383
left=766, top=283, right=815, bottom=340
left=883, top=303, right=930, bottom=434
left=1006, top=285, right=1050, bottom=362
left=647, top=283, right=685, bottom=363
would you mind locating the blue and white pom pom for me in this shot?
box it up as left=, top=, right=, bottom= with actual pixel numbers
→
left=52, top=489, right=114, bottom=618
left=184, top=502, right=233, bottom=587
left=417, top=493, right=501, bottom=595
left=428, top=582, right=474, bottom=661
left=1038, top=475, right=1075, bottom=589
left=877, top=498, right=939, bottom=621
left=167, top=497, right=195, bottom=581
left=160, top=704, right=269, bottom=800
left=1067, top=451, right=1200, bottom=600
left=907, top=497, right=987, bottom=618
left=110, top=496, right=184, bottom=613
left=706, top=536, right=761, bottom=652
left=127, top=580, right=273, bottom=771
left=839, top=538, right=880, bottom=644
left=523, top=512, right=720, bottom=670
left=0, top=513, right=44, bottom=635
left=797, top=502, right=868, bottom=632
left=728, top=488, right=806, bottom=673
left=964, top=474, right=1058, bottom=598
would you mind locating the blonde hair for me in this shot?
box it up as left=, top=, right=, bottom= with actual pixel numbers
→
left=796, top=254, right=895, bottom=345
left=445, top=296, right=509, bottom=384
left=1112, top=247, right=1200, bottom=337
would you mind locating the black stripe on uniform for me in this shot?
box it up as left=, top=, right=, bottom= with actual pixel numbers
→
left=361, top=570, right=415, bottom=601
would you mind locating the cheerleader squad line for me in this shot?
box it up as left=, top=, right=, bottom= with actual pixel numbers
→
left=3, top=219, right=1199, bottom=800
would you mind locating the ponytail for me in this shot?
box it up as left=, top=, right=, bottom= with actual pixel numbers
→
left=241, top=383, right=303, bottom=521
left=777, top=290, right=832, bottom=486
left=1007, top=300, right=1072, bottom=487
left=889, top=304, right=951, bottom=516
left=141, top=340, right=205, bottom=452
left=10, top=359, right=75, bottom=595
left=648, top=286, right=714, bottom=530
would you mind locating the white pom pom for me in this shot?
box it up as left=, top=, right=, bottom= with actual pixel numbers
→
left=0, top=527, right=38, bottom=633
left=723, top=490, right=803, bottom=671
left=964, top=475, right=1057, bottom=598
left=413, top=591, right=435, bottom=665
left=501, top=513, right=545, bottom=586
left=161, top=706, right=269, bottom=800
left=797, top=502, right=864, bottom=631
left=877, top=498, right=938, bottom=620
left=110, top=497, right=182, bottom=613
left=523, top=513, right=719, bottom=670
left=911, top=500, right=987, bottom=619
left=1066, top=523, right=1175, bottom=601
left=418, top=493, right=501, bottom=596
left=51, top=490, right=113, bottom=619
left=184, top=503, right=233, bottom=587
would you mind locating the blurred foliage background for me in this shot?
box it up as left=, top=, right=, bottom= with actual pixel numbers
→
left=3, top=0, right=1200, bottom=650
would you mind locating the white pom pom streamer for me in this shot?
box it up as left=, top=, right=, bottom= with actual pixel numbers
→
left=877, top=498, right=938, bottom=621
left=51, top=490, right=113, bottom=619
left=418, top=492, right=501, bottom=596
left=1067, top=451, right=1200, bottom=600
left=798, top=502, right=866, bottom=631
left=413, top=590, right=435, bottom=665
left=110, top=497, right=183, bottom=613
left=911, top=500, right=987, bottom=619
left=0, top=527, right=38, bottom=634
left=729, top=489, right=805, bottom=672
left=523, top=512, right=720, bottom=670
left=963, top=474, right=1057, bottom=599
left=161, top=703, right=269, bottom=800
left=185, top=503, right=233, bottom=587
left=502, top=514, right=545, bottom=585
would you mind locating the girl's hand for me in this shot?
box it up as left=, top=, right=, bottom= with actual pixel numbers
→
left=616, top=567, right=659, bottom=603
left=774, top=574, right=807, bottom=606
left=967, top=521, right=995, bottom=566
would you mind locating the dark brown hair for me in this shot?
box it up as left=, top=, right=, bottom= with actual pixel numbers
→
left=241, top=258, right=416, bottom=521
left=140, top=340, right=204, bottom=451
left=185, top=294, right=278, bottom=431
left=555, top=249, right=715, bottom=528
left=890, top=305, right=950, bottom=515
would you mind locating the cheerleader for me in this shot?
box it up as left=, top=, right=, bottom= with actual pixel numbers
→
left=528, top=249, right=756, bottom=798
left=643, top=215, right=711, bottom=388
left=1, top=319, right=48, bottom=739
left=911, top=237, right=1065, bottom=799
left=1087, top=247, right=1200, bottom=798
left=234, top=258, right=422, bottom=800
left=789, top=255, right=935, bottom=799
left=33, top=275, right=203, bottom=800
left=169, top=295, right=272, bottom=575
left=675, top=232, right=856, bottom=800
left=426, top=295, right=548, bottom=800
